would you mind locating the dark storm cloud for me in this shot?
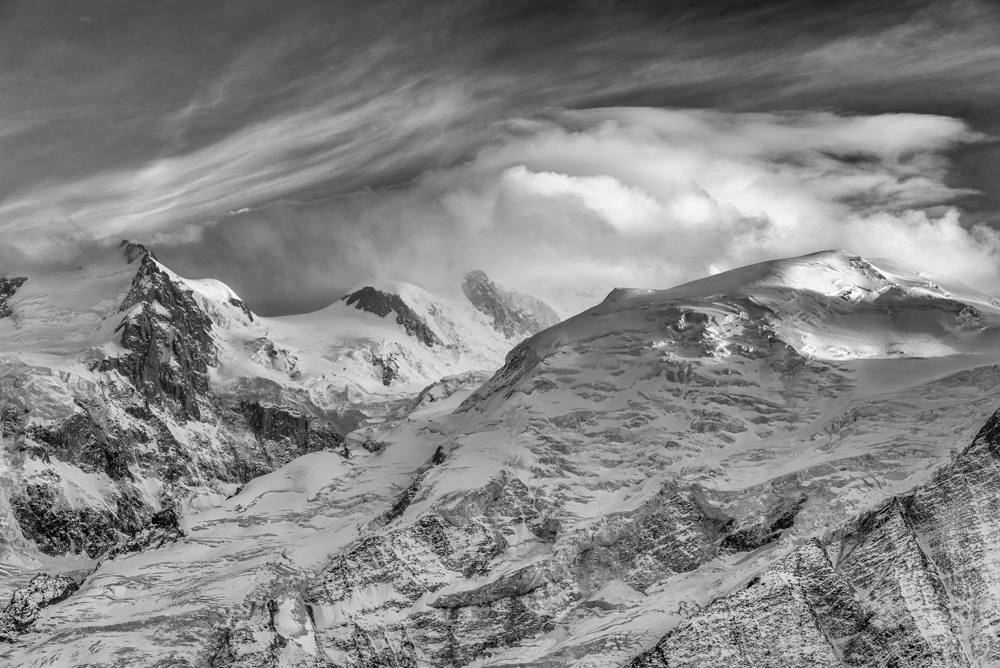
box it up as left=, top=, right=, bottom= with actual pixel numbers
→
left=2, top=0, right=1000, bottom=313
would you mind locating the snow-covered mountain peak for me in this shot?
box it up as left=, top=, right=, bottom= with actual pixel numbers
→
left=599, top=250, right=997, bottom=314
left=548, top=250, right=1000, bottom=364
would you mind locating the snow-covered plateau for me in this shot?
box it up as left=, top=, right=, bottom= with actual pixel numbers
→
left=3, top=245, right=1000, bottom=667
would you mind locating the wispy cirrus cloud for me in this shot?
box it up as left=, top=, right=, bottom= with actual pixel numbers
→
left=0, top=83, right=482, bottom=255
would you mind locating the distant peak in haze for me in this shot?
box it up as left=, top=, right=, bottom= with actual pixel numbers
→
left=462, top=270, right=560, bottom=339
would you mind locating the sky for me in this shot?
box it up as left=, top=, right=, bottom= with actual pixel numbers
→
left=3, top=0, right=1000, bottom=314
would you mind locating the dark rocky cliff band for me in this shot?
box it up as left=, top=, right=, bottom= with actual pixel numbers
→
left=343, top=287, right=442, bottom=348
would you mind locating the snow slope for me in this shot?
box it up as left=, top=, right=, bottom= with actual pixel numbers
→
left=6, top=249, right=1000, bottom=667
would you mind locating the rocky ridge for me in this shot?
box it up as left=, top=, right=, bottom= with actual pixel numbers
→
left=0, top=574, right=79, bottom=642
left=343, top=286, right=443, bottom=348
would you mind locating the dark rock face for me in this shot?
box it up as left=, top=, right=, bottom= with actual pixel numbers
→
left=382, top=472, right=428, bottom=524
left=25, top=409, right=139, bottom=481
left=0, top=574, right=79, bottom=642
left=103, top=505, right=184, bottom=562
left=361, top=437, right=386, bottom=454
left=0, top=405, right=26, bottom=439
left=9, top=392, right=352, bottom=559
left=343, top=286, right=442, bottom=347
left=11, top=396, right=347, bottom=558
left=10, top=484, right=124, bottom=558
left=240, top=401, right=346, bottom=460
left=631, top=407, right=1000, bottom=667
left=241, top=401, right=309, bottom=450
left=461, top=270, right=559, bottom=339
left=0, top=276, right=26, bottom=319
left=718, top=492, right=807, bottom=554
left=372, top=353, right=400, bottom=386
left=210, top=600, right=290, bottom=668
left=97, top=242, right=216, bottom=420
left=228, top=297, right=254, bottom=321
left=7, top=401, right=187, bottom=558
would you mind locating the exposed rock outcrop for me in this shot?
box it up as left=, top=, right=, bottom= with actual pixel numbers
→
left=0, top=276, right=26, bottom=319
left=103, top=504, right=185, bottom=561
left=372, top=353, right=400, bottom=387
left=0, top=574, right=79, bottom=642
left=717, top=492, right=807, bottom=554
left=228, top=297, right=255, bottom=322
left=343, top=286, right=442, bottom=347
left=631, top=540, right=861, bottom=668
left=240, top=401, right=347, bottom=460
left=10, top=483, right=127, bottom=558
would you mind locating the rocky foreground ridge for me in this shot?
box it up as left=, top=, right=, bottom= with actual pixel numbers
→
left=5, top=250, right=1000, bottom=667
left=633, top=406, right=1000, bottom=667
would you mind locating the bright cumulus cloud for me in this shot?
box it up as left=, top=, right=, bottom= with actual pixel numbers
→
left=4, top=106, right=997, bottom=316
left=449, top=108, right=995, bottom=295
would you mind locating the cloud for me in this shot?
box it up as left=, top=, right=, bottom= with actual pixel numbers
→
left=0, top=81, right=482, bottom=261
left=6, top=0, right=1000, bottom=294
left=149, top=107, right=994, bottom=316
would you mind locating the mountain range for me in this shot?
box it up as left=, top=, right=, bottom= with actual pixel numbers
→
left=2, top=246, right=1000, bottom=667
